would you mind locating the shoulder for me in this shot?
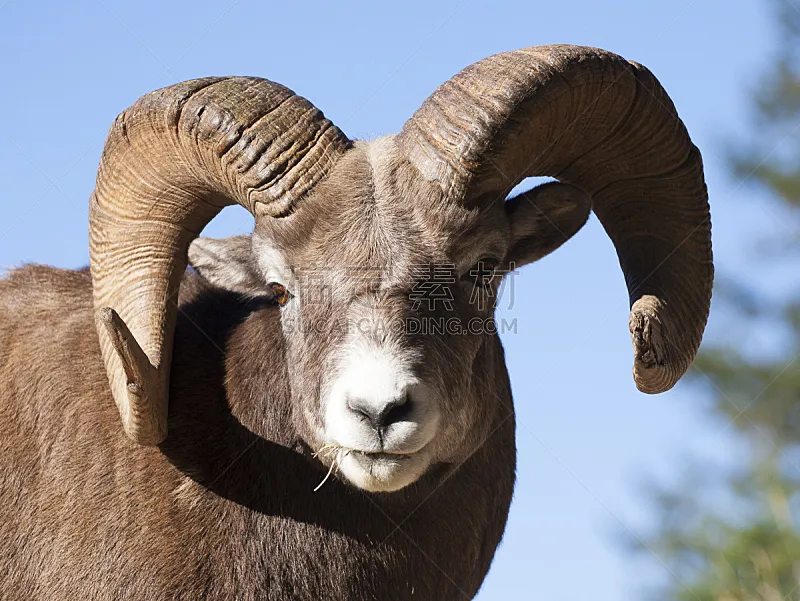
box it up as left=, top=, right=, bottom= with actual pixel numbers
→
left=0, top=264, right=93, bottom=313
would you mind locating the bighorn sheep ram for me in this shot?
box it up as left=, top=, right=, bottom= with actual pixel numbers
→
left=0, top=45, right=712, bottom=600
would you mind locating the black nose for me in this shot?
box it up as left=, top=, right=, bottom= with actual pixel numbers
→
left=347, top=394, right=414, bottom=431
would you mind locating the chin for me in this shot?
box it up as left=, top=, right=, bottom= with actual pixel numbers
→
left=337, top=450, right=432, bottom=493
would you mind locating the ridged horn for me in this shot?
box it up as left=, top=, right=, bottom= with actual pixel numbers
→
left=89, top=77, right=350, bottom=444
left=398, top=45, right=713, bottom=393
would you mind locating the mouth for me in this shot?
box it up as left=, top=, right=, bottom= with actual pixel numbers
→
left=314, top=443, right=431, bottom=493
left=352, top=450, right=412, bottom=460
left=348, top=449, right=416, bottom=474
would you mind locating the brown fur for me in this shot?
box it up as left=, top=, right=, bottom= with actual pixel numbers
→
left=0, top=264, right=515, bottom=600
left=0, top=142, right=590, bottom=600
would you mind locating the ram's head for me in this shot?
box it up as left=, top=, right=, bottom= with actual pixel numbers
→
left=91, top=45, right=712, bottom=492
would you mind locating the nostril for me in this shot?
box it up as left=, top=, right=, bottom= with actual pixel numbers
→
left=346, top=400, right=372, bottom=424
left=379, top=395, right=413, bottom=428
left=346, top=394, right=414, bottom=431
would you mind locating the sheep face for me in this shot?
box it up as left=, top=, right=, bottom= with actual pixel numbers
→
left=189, top=136, right=590, bottom=493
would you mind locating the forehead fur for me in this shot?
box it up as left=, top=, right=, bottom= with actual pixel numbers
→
left=254, top=135, right=511, bottom=275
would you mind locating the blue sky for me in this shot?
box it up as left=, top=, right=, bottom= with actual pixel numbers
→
left=0, top=0, right=781, bottom=598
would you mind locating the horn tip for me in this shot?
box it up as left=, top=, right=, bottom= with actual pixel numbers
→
left=95, top=306, right=168, bottom=446
left=629, top=303, right=684, bottom=394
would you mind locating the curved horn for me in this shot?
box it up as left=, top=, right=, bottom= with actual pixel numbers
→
left=90, top=77, right=350, bottom=444
left=398, top=45, right=713, bottom=394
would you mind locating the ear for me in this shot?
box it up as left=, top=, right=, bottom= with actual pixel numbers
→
left=188, top=235, right=265, bottom=296
left=505, top=182, right=591, bottom=268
